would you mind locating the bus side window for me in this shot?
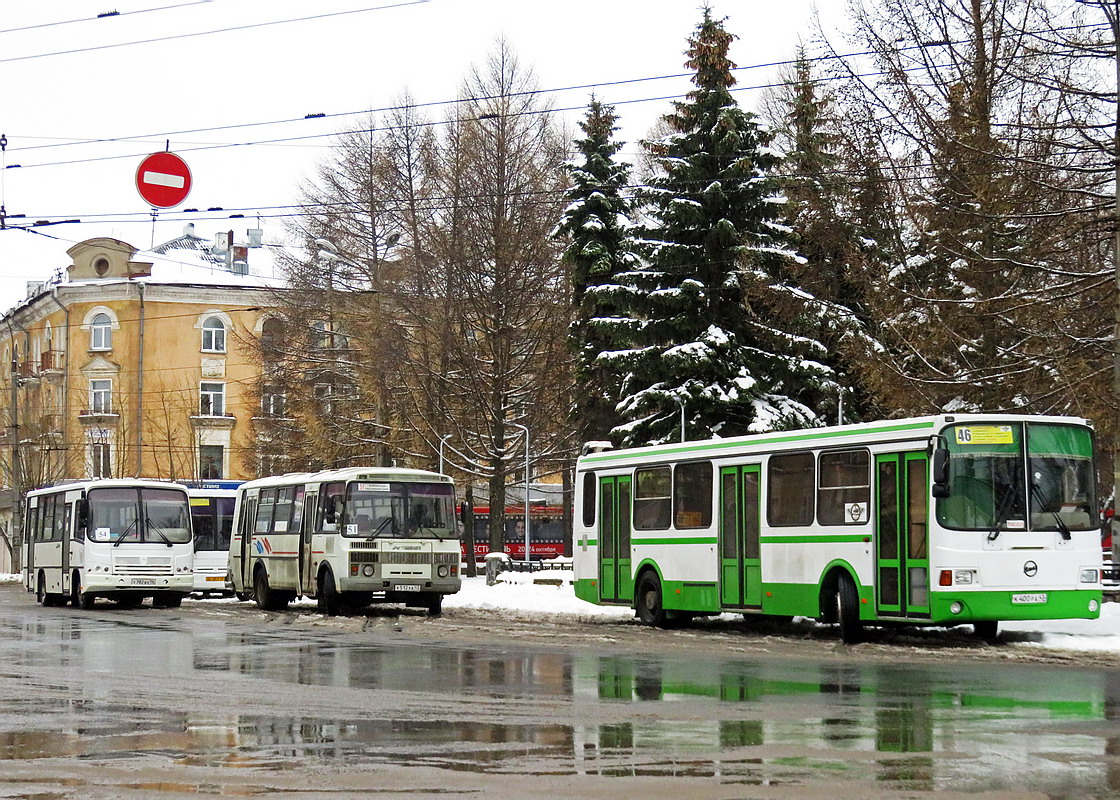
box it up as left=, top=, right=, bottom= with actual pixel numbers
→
left=319, top=483, right=345, bottom=532
left=52, top=495, right=67, bottom=542
left=255, top=489, right=276, bottom=533
left=291, top=486, right=305, bottom=532
left=768, top=452, right=815, bottom=527
left=581, top=472, right=596, bottom=528
left=674, top=461, right=712, bottom=528
left=634, top=466, right=671, bottom=530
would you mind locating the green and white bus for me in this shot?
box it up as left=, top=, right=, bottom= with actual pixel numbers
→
left=573, top=414, right=1103, bottom=642
left=228, top=467, right=461, bottom=616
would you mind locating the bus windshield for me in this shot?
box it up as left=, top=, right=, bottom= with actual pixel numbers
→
left=191, top=496, right=235, bottom=551
left=343, top=481, right=457, bottom=539
left=88, top=487, right=192, bottom=544
left=937, top=423, right=1095, bottom=532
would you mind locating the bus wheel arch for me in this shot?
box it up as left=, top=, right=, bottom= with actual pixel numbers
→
left=253, top=561, right=288, bottom=611
left=633, top=565, right=668, bottom=628
left=818, top=563, right=863, bottom=644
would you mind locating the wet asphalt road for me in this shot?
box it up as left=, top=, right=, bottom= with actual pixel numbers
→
left=1, top=583, right=1119, bottom=799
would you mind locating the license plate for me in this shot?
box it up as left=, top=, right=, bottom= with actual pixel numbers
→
left=396, top=584, right=421, bottom=592
left=205, top=575, right=225, bottom=582
left=131, top=578, right=155, bottom=586
left=1011, top=593, right=1047, bottom=605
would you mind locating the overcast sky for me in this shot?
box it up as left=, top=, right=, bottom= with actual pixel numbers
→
left=0, top=0, right=845, bottom=310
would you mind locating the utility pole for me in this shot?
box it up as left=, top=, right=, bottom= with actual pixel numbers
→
left=8, top=345, right=21, bottom=573
left=1106, top=0, right=1120, bottom=566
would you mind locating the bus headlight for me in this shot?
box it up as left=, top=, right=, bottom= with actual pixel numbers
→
left=362, top=565, right=375, bottom=577
left=954, top=570, right=975, bottom=585
left=437, top=565, right=449, bottom=578
left=1080, top=569, right=1099, bottom=584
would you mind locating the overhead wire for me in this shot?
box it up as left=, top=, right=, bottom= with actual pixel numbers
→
left=0, top=2, right=214, bottom=37
left=0, top=0, right=430, bottom=65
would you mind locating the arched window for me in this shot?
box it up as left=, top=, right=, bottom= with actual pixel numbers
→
left=202, top=316, right=227, bottom=352
left=90, top=313, right=112, bottom=351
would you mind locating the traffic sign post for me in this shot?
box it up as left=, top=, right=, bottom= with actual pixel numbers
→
left=136, top=152, right=192, bottom=208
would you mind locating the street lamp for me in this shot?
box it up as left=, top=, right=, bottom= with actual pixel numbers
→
left=674, top=396, right=686, bottom=443
left=438, top=433, right=453, bottom=474
left=509, top=422, right=530, bottom=562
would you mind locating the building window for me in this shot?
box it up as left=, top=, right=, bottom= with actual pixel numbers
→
left=261, top=385, right=286, bottom=417
left=201, top=316, right=227, bottom=352
left=90, top=313, right=112, bottom=350
left=89, top=379, right=112, bottom=414
left=91, top=442, right=112, bottom=478
left=93, top=257, right=110, bottom=277
left=200, top=382, right=226, bottom=416
left=199, top=445, right=224, bottom=480
left=314, top=383, right=333, bottom=415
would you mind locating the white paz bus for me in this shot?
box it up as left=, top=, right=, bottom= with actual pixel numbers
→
left=573, top=414, right=1104, bottom=643
left=229, top=467, right=461, bottom=616
left=186, top=481, right=241, bottom=594
left=22, top=479, right=195, bottom=609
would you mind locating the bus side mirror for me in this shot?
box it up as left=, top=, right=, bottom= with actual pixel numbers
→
left=76, top=499, right=89, bottom=531
left=931, top=449, right=950, bottom=498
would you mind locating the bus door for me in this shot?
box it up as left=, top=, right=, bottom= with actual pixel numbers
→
left=874, top=453, right=931, bottom=618
left=597, top=476, right=632, bottom=603
left=59, top=497, right=75, bottom=596
left=23, top=498, right=38, bottom=592
left=719, top=465, right=762, bottom=608
left=300, top=492, right=317, bottom=595
left=238, top=495, right=257, bottom=590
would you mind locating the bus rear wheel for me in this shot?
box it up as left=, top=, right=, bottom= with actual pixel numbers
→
left=636, top=572, right=667, bottom=628
left=835, top=574, right=863, bottom=644
left=254, top=568, right=289, bottom=611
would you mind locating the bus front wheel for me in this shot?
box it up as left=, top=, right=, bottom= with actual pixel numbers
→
left=78, top=591, right=97, bottom=610
left=973, top=620, right=999, bottom=643
left=426, top=593, right=443, bottom=617
left=153, top=592, right=182, bottom=609
left=317, top=570, right=342, bottom=617
left=636, top=572, right=667, bottom=628
left=835, top=574, right=863, bottom=644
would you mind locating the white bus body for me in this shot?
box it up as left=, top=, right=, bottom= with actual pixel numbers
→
left=187, top=482, right=241, bottom=594
left=573, top=414, right=1103, bottom=642
left=229, top=467, right=461, bottom=615
left=22, top=479, right=195, bottom=609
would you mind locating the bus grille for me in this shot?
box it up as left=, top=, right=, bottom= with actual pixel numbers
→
left=113, top=557, right=173, bottom=576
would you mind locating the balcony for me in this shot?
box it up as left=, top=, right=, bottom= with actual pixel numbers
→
left=39, top=350, right=64, bottom=375
left=78, top=409, right=119, bottom=425
left=190, top=411, right=236, bottom=430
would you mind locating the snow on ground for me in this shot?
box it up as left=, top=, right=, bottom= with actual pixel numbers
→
left=6, top=570, right=1120, bottom=652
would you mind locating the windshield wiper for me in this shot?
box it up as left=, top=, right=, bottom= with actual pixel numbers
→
left=145, top=518, right=174, bottom=548
left=987, top=483, right=1020, bottom=543
left=1030, top=484, right=1073, bottom=541
left=365, top=517, right=394, bottom=540
left=111, top=518, right=140, bottom=547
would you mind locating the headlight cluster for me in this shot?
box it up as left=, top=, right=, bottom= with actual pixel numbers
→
left=939, top=569, right=976, bottom=586
left=1080, top=568, right=1099, bottom=584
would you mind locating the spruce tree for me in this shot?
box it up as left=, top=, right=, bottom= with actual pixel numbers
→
left=611, top=8, right=833, bottom=446
left=556, top=99, right=638, bottom=444
left=772, top=52, right=883, bottom=422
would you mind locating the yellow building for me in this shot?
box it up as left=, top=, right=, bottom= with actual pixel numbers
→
left=0, top=231, right=281, bottom=570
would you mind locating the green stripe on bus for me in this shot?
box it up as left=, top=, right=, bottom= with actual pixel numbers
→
left=581, top=420, right=936, bottom=463
left=759, top=534, right=869, bottom=544
left=633, top=536, right=718, bottom=546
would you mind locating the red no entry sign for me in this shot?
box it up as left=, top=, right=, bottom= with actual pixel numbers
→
left=135, top=152, right=192, bottom=208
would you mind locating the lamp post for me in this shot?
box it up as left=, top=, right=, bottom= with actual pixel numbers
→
left=510, top=422, right=530, bottom=562
left=438, top=433, right=453, bottom=474
left=674, top=396, right=686, bottom=443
